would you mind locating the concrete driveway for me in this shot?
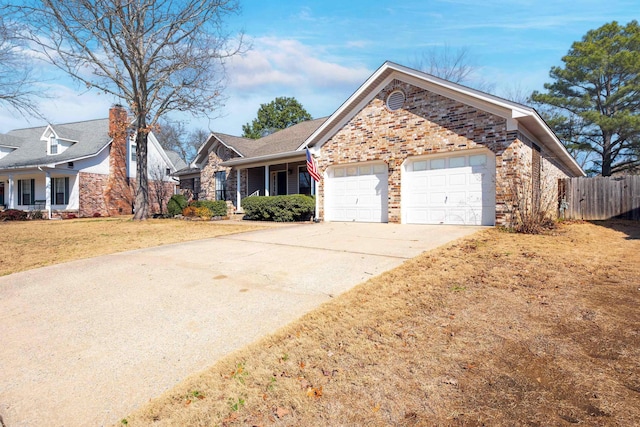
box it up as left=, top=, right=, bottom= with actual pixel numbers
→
left=0, top=222, right=481, bottom=426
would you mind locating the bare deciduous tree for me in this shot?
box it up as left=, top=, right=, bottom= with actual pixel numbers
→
left=15, top=0, right=244, bottom=219
left=0, top=11, right=41, bottom=117
left=154, top=120, right=207, bottom=165
left=411, top=45, right=494, bottom=93
left=148, top=163, right=173, bottom=215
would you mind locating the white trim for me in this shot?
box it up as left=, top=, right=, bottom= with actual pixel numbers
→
left=296, top=61, right=584, bottom=177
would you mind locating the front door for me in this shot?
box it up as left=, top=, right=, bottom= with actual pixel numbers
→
left=271, top=170, right=288, bottom=196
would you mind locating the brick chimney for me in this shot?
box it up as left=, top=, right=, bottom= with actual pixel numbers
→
left=105, top=105, right=133, bottom=215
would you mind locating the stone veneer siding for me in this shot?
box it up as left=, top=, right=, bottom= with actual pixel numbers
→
left=316, top=80, right=533, bottom=226
left=199, top=144, right=246, bottom=211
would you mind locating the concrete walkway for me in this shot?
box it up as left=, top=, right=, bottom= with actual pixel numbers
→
left=0, top=222, right=482, bottom=426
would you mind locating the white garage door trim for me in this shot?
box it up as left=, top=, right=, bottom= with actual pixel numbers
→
left=401, top=150, right=496, bottom=225
left=325, top=162, right=388, bottom=223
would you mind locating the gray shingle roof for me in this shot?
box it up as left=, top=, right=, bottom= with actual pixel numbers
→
left=165, top=150, right=188, bottom=170
left=0, top=119, right=111, bottom=169
left=249, top=117, right=327, bottom=157
left=211, top=133, right=259, bottom=157
left=211, top=118, right=327, bottom=159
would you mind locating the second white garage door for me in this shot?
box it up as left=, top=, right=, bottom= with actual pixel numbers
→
left=325, top=163, right=388, bottom=222
left=402, top=151, right=496, bottom=225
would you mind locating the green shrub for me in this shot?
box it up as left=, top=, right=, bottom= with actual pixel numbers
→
left=190, top=200, right=228, bottom=217
left=167, top=194, right=188, bottom=216
left=241, top=195, right=315, bottom=222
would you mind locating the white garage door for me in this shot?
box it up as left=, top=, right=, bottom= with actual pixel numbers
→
left=403, top=151, right=495, bottom=225
left=325, top=163, right=388, bottom=222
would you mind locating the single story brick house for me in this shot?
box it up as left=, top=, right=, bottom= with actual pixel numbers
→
left=0, top=106, right=186, bottom=218
left=179, top=62, right=584, bottom=226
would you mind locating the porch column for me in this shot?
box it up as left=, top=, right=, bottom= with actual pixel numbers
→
left=314, top=180, right=319, bottom=221
left=44, top=171, right=52, bottom=219
left=264, top=165, right=269, bottom=196
left=236, top=168, right=242, bottom=213
left=7, top=174, right=14, bottom=209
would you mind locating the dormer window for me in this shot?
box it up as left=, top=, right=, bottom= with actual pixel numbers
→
left=49, top=135, right=59, bottom=155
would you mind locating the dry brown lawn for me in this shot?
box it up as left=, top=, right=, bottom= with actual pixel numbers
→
left=123, top=220, right=640, bottom=427
left=0, top=217, right=264, bottom=276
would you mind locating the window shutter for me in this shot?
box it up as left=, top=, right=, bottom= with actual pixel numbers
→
left=18, top=180, right=22, bottom=204
left=30, top=179, right=35, bottom=204
left=50, top=178, right=54, bottom=204
left=64, top=177, right=69, bottom=205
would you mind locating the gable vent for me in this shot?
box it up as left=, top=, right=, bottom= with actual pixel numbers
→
left=386, top=90, right=405, bottom=111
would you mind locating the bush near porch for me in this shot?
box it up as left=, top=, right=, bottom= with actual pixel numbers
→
left=242, top=195, right=315, bottom=222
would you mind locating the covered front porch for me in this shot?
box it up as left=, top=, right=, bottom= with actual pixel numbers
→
left=0, top=167, right=79, bottom=218
left=224, top=154, right=316, bottom=212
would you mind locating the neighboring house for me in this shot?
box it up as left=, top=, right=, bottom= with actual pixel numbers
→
left=178, top=61, right=585, bottom=226
left=0, top=106, right=186, bottom=218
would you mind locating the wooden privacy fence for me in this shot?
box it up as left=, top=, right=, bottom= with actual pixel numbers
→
left=558, top=176, right=640, bottom=221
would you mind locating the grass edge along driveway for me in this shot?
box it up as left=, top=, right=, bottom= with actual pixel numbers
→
left=0, top=217, right=266, bottom=276
left=123, top=220, right=640, bottom=426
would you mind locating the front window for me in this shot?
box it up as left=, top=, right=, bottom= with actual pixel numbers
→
left=298, top=166, right=311, bottom=195
left=51, top=177, right=69, bottom=205
left=18, top=179, right=34, bottom=205
left=215, top=171, right=226, bottom=201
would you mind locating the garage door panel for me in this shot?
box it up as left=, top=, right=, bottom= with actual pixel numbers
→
left=326, top=162, right=388, bottom=223
left=429, top=209, right=446, bottom=223
left=449, top=173, right=467, bottom=186
left=447, top=210, right=466, bottom=224
left=430, top=175, right=446, bottom=187
left=404, top=151, right=495, bottom=226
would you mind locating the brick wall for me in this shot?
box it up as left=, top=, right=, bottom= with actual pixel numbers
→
left=78, top=172, right=110, bottom=217
left=105, top=105, right=133, bottom=216
left=317, top=80, right=517, bottom=224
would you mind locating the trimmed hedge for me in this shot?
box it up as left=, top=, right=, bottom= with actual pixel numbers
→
left=190, top=200, right=228, bottom=217
left=167, top=194, right=188, bottom=216
left=241, top=195, right=315, bottom=222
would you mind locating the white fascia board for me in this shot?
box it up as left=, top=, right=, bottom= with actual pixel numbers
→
left=221, top=150, right=304, bottom=168
left=297, top=63, right=392, bottom=151
left=40, top=125, right=56, bottom=141
left=148, top=132, right=174, bottom=170
left=528, top=113, right=585, bottom=176
left=192, top=133, right=215, bottom=167
left=299, top=61, right=535, bottom=151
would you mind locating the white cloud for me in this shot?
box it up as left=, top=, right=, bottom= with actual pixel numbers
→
left=196, top=37, right=375, bottom=135
left=227, top=37, right=371, bottom=93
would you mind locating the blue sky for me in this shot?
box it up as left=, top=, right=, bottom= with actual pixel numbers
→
left=1, top=0, right=638, bottom=140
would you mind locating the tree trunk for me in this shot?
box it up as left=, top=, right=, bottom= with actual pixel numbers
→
left=602, top=132, right=612, bottom=177
left=133, top=123, right=150, bottom=220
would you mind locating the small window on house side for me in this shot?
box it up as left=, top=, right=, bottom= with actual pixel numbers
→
left=130, top=143, right=136, bottom=162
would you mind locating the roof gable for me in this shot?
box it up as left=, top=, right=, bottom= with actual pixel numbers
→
left=0, top=119, right=112, bottom=169
left=301, top=61, right=584, bottom=176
